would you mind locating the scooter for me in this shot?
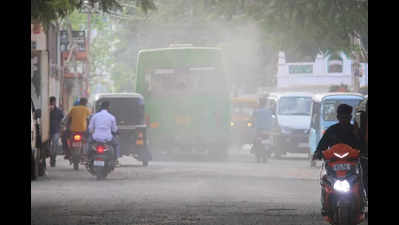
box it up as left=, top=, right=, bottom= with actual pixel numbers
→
left=67, top=132, right=85, bottom=170
left=319, top=143, right=367, bottom=225
left=86, top=141, right=116, bottom=180
left=251, top=131, right=272, bottom=163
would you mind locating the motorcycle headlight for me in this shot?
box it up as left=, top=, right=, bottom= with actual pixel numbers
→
left=333, top=180, right=350, bottom=193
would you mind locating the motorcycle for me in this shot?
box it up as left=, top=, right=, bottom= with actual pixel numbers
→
left=319, top=143, right=367, bottom=225
left=251, top=131, right=272, bottom=163
left=67, top=132, right=86, bottom=170
left=86, top=141, right=116, bottom=180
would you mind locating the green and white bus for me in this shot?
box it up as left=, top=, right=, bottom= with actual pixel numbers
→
left=136, top=46, right=231, bottom=158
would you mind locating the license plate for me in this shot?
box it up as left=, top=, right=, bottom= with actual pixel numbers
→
left=72, top=142, right=82, bottom=148
left=94, top=160, right=105, bottom=167
left=332, top=163, right=352, bottom=171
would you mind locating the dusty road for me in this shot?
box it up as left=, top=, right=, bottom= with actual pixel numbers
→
left=31, top=150, right=368, bottom=225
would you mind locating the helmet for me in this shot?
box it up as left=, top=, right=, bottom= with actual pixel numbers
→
left=337, top=104, right=352, bottom=115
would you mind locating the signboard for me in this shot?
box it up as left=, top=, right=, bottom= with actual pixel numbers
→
left=31, top=24, right=47, bottom=50
left=289, top=65, right=313, bottom=74
left=60, top=30, right=86, bottom=52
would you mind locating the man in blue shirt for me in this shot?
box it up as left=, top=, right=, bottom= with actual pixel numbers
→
left=252, top=98, right=273, bottom=131
left=88, top=101, right=121, bottom=165
left=250, top=97, right=274, bottom=161
left=49, top=96, right=64, bottom=165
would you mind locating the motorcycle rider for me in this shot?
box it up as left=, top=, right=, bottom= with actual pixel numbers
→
left=312, top=103, right=362, bottom=216
left=49, top=96, right=64, bottom=164
left=64, top=98, right=91, bottom=159
left=250, top=96, right=274, bottom=162
left=88, top=101, right=121, bottom=166
left=313, top=104, right=361, bottom=159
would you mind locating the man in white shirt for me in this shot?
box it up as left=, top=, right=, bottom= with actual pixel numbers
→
left=88, top=101, right=121, bottom=164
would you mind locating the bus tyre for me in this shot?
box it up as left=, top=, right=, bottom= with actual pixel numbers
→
left=142, top=160, right=149, bottom=167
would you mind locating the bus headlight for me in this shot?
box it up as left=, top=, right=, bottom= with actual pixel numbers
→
left=247, top=122, right=253, bottom=127
left=333, top=180, right=350, bottom=193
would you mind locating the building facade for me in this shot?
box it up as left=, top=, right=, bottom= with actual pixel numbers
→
left=276, top=52, right=368, bottom=93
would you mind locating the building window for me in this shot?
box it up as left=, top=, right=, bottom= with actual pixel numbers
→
left=288, top=65, right=313, bottom=74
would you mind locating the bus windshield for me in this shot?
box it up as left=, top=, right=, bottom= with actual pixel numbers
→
left=322, top=99, right=363, bottom=121
left=278, top=97, right=312, bottom=116
left=147, top=66, right=224, bottom=95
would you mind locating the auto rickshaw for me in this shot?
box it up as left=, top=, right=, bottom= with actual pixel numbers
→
left=308, top=92, right=365, bottom=167
left=94, top=93, right=151, bottom=166
left=230, top=96, right=258, bottom=149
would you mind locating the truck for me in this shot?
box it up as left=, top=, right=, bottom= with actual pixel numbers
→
left=31, top=50, right=50, bottom=180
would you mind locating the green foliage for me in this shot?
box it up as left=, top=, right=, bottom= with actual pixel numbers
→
left=31, top=0, right=155, bottom=27
left=245, top=0, right=368, bottom=60
left=31, top=0, right=78, bottom=27
left=68, top=0, right=367, bottom=94
left=184, top=0, right=368, bottom=61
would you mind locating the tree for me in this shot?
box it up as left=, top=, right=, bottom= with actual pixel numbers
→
left=245, top=0, right=367, bottom=61
left=31, top=0, right=156, bottom=27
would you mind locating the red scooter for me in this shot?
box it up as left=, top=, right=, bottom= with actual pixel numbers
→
left=319, top=144, right=367, bottom=225
left=67, top=132, right=86, bottom=170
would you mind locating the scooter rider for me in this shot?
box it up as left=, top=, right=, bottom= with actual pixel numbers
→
left=250, top=96, right=274, bottom=160
left=312, top=104, right=362, bottom=216
left=64, top=98, right=91, bottom=159
left=313, top=104, right=361, bottom=160
left=88, top=101, right=121, bottom=166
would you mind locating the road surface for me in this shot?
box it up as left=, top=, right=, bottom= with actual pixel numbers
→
left=31, top=150, right=368, bottom=225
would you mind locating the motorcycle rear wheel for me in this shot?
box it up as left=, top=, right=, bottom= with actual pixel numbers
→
left=72, top=150, right=80, bottom=170
left=95, top=167, right=107, bottom=180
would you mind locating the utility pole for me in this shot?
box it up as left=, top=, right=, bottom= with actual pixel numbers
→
left=351, top=36, right=361, bottom=93
left=85, top=10, right=91, bottom=99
